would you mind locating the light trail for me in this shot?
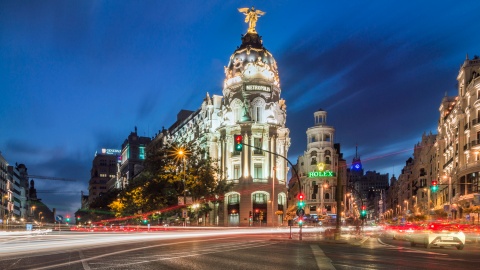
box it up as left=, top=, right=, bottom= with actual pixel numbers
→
left=0, top=227, right=303, bottom=258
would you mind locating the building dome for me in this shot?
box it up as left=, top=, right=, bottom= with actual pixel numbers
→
left=223, top=32, right=280, bottom=89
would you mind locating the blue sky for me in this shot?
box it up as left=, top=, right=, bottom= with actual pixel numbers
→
left=1, top=1, right=479, bottom=216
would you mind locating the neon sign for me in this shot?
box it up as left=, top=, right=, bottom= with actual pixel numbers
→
left=308, top=171, right=335, bottom=177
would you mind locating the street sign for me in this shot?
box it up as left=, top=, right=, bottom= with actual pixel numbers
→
left=55, top=215, right=63, bottom=222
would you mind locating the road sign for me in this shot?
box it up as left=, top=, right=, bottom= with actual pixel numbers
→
left=296, top=209, right=305, bottom=216
left=55, top=215, right=63, bottom=222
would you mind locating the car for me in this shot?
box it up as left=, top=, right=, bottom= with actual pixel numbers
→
left=407, top=223, right=465, bottom=250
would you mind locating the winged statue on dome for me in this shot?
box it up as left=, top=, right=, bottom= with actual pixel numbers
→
left=238, top=7, right=265, bottom=33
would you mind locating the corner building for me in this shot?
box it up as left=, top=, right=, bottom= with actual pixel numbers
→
left=218, top=27, right=290, bottom=227
left=154, top=21, right=290, bottom=227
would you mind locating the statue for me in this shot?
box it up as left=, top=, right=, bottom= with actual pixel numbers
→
left=238, top=6, right=265, bottom=33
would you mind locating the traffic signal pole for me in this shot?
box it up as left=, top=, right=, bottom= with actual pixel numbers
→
left=235, top=135, right=303, bottom=240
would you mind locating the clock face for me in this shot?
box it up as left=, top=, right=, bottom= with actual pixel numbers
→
left=354, top=164, right=361, bottom=169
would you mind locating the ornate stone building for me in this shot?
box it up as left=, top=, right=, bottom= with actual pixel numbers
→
left=387, top=55, right=480, bottom=221
left=149, top=10, right=290, bottom=226
left=295, top=109, right=345, bottom=220
left=436, top=55, right=480, bottom=218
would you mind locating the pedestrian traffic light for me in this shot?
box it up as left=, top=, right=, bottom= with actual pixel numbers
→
left=297, top=193, right=305, bottom=209
left=234, top=134, right=243, bottom=151
left=431, top=180, right=438, bottom=192
left=360, top=205, right=367, bottom=219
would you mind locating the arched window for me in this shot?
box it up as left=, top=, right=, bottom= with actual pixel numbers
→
left=231, top=99, right=243, bottom=123
left=325, top=193, right=330, bottom=200
left=251, top=98, right=265, bottom=123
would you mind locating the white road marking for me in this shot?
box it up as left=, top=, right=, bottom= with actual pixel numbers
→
left=310, top=245, right=336, bottom=270
left=78, top=250, right=91, bottom=270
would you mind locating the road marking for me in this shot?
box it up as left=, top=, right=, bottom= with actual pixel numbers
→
left=28, top=236, right=271, bottom=270
left=78, top=250, right=91, bottom=270
left=310, top=245, right=336, bottom=270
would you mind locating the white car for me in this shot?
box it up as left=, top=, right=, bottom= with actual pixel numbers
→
left=407, top=224, right=465, bottom=250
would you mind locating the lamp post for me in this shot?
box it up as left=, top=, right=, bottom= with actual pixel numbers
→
left=1, top=195, right=7, bottom=229
left=31, top=205, right=36, bottom=221
left=443, top=174, right=453, bottom=220
left=177, top=148, right=187, bottom=226
left=404, top=200, right=408, bottom=217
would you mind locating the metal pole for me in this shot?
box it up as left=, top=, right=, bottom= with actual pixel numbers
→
left=183, top=157, right=186, bottom=227
left=448, top=176, right=452, bottom=220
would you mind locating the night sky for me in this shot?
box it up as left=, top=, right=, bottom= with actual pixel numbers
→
left=1, top=1, right=479, bottom=216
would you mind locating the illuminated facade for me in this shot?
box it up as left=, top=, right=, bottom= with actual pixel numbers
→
left=295, top=109, right=342, bottom=218
left=387, top=55, right=480, bottom=221
left=151, top=13, right=290, bottom=226
left=436, top=55, right=480, bottom=217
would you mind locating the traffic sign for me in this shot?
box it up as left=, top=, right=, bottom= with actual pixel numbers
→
left=296, top=208, right=305, bottom=216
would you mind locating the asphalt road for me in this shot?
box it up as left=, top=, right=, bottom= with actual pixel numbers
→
left=1, top=228, right=480, bottom=269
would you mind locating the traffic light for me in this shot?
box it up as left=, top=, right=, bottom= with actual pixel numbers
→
left=431, top=180, right=438, bottom=192
left=143, top=217, right=148, bottom=224
left=298, top=216, right=304, bottom=226
left=234, top=135, right=243, bottom=151
left=66, top=215, right=70, bottom=223
left=249, top=211, right=252, bottom=220
left=360, top=205, right=367, bottom=219
left=297, top=193, right=305, bottom=209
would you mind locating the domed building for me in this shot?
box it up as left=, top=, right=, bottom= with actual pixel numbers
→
left=150, top=8, right=290, bottom=226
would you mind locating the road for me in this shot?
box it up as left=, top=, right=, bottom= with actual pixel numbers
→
left=0, top=228, right=480, bottom=269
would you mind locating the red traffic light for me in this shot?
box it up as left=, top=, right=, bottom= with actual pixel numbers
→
left=361, top=205, right=366, bottom=210
left=235, top=135, right=243, bottom=143
left=298, top=193, right=305, bottom=200
left=432, top=180, right=438, bottom=185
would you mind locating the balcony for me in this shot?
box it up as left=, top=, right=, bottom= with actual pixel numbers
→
left=472, top=118, right=480, bottom=127
left=443, top=157, right=454, bottom=169
left=472, top=140, right=480, bottom=150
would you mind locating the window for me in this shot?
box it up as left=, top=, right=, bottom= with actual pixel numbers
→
left=254, top=164, right=263, bottom=179
left=254, top=106, right=263, bottom=122
left=139, top=146, right=146, bottom=160
left=253, top=193, right=266, bottom=204
left=228, top=194, right=239, bottom=204
left=254, top=138, right=263, bottom=155
left=325, top=193, right=330, bottom=199
left=233, top=164, right=240, bottom=179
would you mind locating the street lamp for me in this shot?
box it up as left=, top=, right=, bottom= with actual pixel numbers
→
left=443, top=174, right=453, bottom=220
left=176, top=147, right=188, bottom=226
left=404, top=200, right=408, bottom=216
left=1, top=195, right=8, bottom=229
